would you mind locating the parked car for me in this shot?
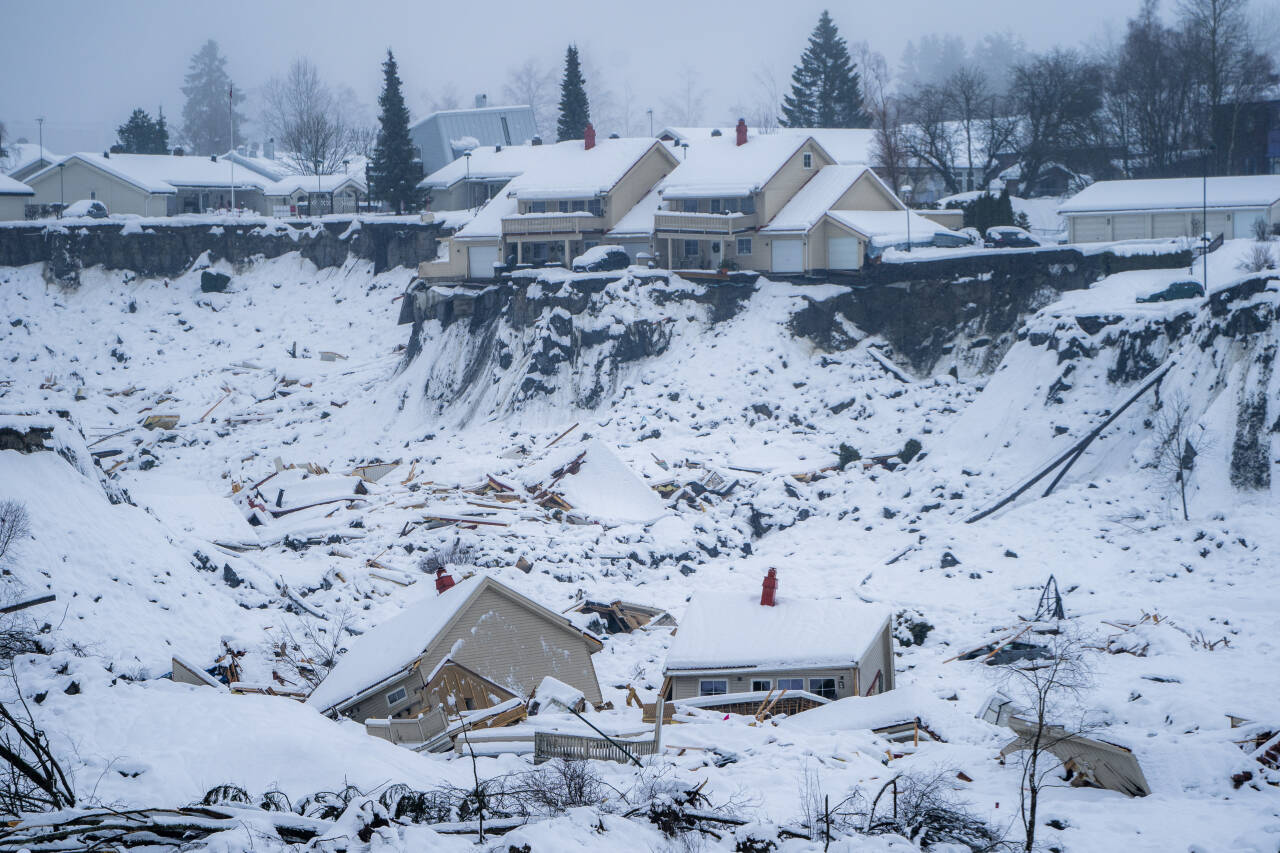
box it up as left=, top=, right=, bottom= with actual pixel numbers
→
left=984, top=226, right=1042, bottom=248
left=958, top=227, right=984, bottom=246
left=1136, top=280, right=1204, bottom=303
left=61, top=199, right=108, bottom=219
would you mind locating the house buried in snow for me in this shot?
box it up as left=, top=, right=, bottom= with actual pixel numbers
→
left=307, top=571, right=603, bottom=723
left=662, top=569, right=895, bottom=716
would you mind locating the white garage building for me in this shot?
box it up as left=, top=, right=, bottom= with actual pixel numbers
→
left=0, top=174, right=34, bottom=220
left=1059, top=175, right=1280, bottom=244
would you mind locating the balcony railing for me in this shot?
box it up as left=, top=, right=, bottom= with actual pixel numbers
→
left=654, top=211, right=758, bottom=235
left=502, top=213, right=605, bottom=236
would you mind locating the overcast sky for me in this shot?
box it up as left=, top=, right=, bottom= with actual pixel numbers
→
left=2, top=0, right=1152, bottom=152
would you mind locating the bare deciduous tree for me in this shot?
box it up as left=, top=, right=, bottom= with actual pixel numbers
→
left=1008, top=50, right=1105, bottom=195
left=0, top=678, right=76, bottom=813
left=1154, top=395, right=1209, bottom=520
left=503, top=58, right=557, bottom=137
left=265, top=609, right=355, bottom=690
left=662, top=64, right=708, bottom=128
left=995, top=631, right=1093, bottom=853
left=261, top=59, right=360, bottom=175
left=0, top=501, right=30, bottom=565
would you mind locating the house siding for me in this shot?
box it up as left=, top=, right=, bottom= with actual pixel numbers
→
left=668, top=665, right=859, bottom=702
left=342, top=668, right=426, bottom=723
left=759, top=140, right=835, bottom=223
left=0, top=195, right=28, bottom=221
left=605, top=145, right=677, bottom=231
left=421, top=585, right=603, bottom=705
left=27, top=159, right=162, bottom=216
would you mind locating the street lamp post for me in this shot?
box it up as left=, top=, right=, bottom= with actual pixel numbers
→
left=58, top=163, right=65, bottom=212
left=1202, top=144, right=1215, bottom=293
left=36, top=117, right=44, bottom=162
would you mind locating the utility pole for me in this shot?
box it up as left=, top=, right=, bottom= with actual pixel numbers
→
left=36, top=116, right=44, bottom=160
left=647, top=108, right=653, bottom=137
left=229, top=86, right=236, bottom=213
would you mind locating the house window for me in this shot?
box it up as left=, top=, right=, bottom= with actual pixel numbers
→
left=529, top=201, right=546, bottom=214
left=777, top=678, right=803, bottom=691
left=751, top=679, right=771, bottom=692
left=558, top=200, right=570, bottom=213
left=683, top=239, right=700, bottom=258
left=736, top=237, right=752, bottom=255
left=710, top=198, right=721, bottom=214
left=570, top=199, right=586, bottom=212
left=386, top=686, right=408, bottom=707
left=809, top=678, right=837, bottom=700
left=723, top=197, right=740, bottom=213
left=682, top=199, right=699, bottom=213
left=802, top=152, right=813, bottom=169
left=588, top=198, right=603, bottom=217
left=742, top=196, right=756, bottom=214
left=699, top=680, right=728, bottom=696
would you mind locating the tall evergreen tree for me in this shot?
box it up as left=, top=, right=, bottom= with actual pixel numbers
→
left=556, top=45, right=591, bottom=141
left=115, top=108, right=170, bottom=154
left=181, top=40, right=246, bottom=155
left=780, top=11, right=868, bottom=128
left=369, top=50, right=421, bottom=214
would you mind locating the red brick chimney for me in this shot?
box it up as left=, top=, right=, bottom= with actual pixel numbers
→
left=735, top=118, right=748, bottom=147
left=584, top=123, right=596, bottom=150
left=760, top=568, right=778, bottom=606
left=435, top=568, right=456, bottom=594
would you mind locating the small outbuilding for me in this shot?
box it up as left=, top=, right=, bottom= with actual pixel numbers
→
left=1058, top=175, right=1280, bottom=243
left=0, top=173, right=34, bottom=220
left=662, top=569, right=895, bottom=711
left=306, top=571, right=604, bottom=723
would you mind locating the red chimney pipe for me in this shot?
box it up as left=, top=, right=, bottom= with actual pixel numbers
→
left=584, top=123, right=596, bottom=150
left=735, top=118, right=748, bottom=147
left=435, top=568, right=456, bottom=594
left=760, top=568, right=778, bottom=606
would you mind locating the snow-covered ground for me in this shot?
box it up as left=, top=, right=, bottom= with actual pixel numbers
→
left=1, top=240, right=1278, bottom=850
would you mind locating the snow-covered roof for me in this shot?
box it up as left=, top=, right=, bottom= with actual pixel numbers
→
left=456, top=138, right=671, bottom=240
left=1057, top=176, right=1280, bottom=214
left=409, top=104, right=539, bottom=176
left=607, top=187, right=662, bottom=237
left=518, top=438, right=667, bottom=525
left=265, top=173, right=366, bottom=196
left=761, top=165, right=892, bottom=233
left=305, top=575, right=485, bottom=712
left=1, top=143, right=58, bottom=176
left=418, top=144, right=552, bottom=190
left=664, top=589, right=891, bottom=672
left=28, top=153, right=272, bottom=195
left=660, top=127, right=874, bottom=166
left=826, top=209, right=960, bottom=246
left=0, top=173, right=34, bottom=196
left=659, top=134, right=816, bottom=199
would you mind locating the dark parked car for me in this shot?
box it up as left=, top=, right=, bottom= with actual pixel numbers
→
left=60, top=199, right=108, bottom=219
left=1136, top=280, right=1205, bottom=303
left=984, top=225, right=1042, bottom=248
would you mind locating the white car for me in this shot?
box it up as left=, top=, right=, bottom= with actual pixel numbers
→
left=61, top=199, right=108, bottom=218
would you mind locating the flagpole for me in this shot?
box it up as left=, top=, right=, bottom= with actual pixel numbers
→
left=229, top=86, right=236, bottom=214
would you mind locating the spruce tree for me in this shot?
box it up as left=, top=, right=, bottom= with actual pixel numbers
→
left=556, top=45, right=591, bottom=142
left=369, top=50, right=421, bottom=214
left=780, top=10, right=869, bottom=128
left=116, top=108, right=169, bottom=154
left=181, top=40, right=246, bottom=155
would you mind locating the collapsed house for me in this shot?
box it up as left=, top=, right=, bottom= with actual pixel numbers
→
left=662, top=569, right=895, bottom=716
left=306, top=571, right=604, bottom=730
left=565, top=599, right=675, bottom=635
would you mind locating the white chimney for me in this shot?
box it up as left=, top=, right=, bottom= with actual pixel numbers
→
left=475, top=93, right=488, bottom=109
left=264, top=138, right=275, bottom=160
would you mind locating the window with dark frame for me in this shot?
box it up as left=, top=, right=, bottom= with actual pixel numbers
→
left=802, top=152, right=813, bottom=169
left=386, top=686, right=408, bottom=707
left=737, top=237, right=752, bottom=255
left=777, top=678, right=803, bottom=691
left=588, top=198, right=603, bottom=216
left=751, top=679, right=771, bottom=692
left=683, top=239, right=699, bottom=258
left=808, top=678, right=837, bottom=700
left=699, top=679, right=728, bottom=696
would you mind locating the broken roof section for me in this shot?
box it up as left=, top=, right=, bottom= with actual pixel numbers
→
left=518, top=437, right=667, bottom=526
left=665, top=590, right=892, bottom=672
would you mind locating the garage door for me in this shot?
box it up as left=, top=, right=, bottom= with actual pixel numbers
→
left=1235, top=212, right=1265, bottom=239
left=771, top=239, right=804, bottom=273
left=1152, top=213, right=1187, bottom=238
left=1072, top=216, right=1110, bottom=243
left=467, top=245, right=499, bottom=279
left=827, top=235, right=862, bottom=270
left=1112, top=215, right=1148, bottom=241
left=1206, top=213, right=1230, bottom=238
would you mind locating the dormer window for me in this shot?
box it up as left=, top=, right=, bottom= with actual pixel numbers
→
left=802, top=152, right=813, bottom=169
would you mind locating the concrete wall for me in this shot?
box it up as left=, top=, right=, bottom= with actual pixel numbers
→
left=27, top=159, right=164, bottom=216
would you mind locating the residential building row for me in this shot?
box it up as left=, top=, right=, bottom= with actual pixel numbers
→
left=419, top=120, right=966, bottom=279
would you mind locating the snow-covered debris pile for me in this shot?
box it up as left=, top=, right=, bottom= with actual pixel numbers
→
left=517, top=437, right=667, bottom=526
